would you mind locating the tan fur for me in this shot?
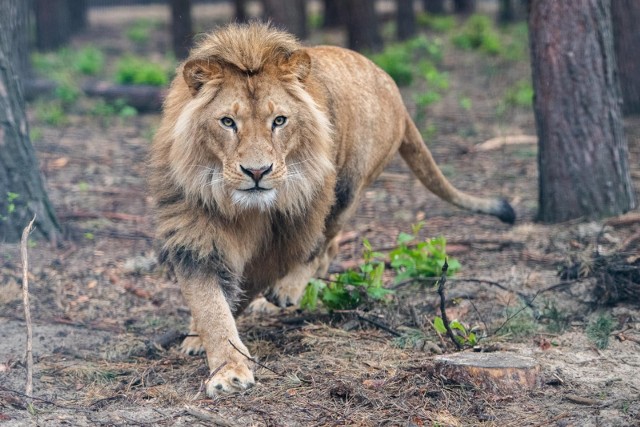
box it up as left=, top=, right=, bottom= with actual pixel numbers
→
left=150, top=23, right=513, bottom=396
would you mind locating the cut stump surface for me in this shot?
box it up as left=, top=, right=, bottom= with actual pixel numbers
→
left=434, top=352, right=541, bottom=394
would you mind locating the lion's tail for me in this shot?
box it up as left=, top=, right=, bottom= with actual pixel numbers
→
left=399, top=114, right=515, bottom=223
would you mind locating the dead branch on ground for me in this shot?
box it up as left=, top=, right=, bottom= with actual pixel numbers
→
left=437, top=260, right=462, bottom=350
left=21, top=215, right=36, bottom=398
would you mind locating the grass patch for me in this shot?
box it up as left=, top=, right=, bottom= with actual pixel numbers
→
left=452, top=14, right=502, bottom=55
left=115, top=55, right=169, bottom=86
left=126, top=19, right=156, bottom=44
left=417, top=12, right=456, bottom=33
left=587, top=313, right=614, bottom=349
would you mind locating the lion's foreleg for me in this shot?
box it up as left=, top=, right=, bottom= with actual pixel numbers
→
left=179, top=273, right=255, bottom=395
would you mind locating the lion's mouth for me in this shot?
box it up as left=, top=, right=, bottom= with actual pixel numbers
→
left=239, top=186, right=272, bottom=192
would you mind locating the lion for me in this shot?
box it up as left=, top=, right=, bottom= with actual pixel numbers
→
left=149, top=22, right=514, bottom=396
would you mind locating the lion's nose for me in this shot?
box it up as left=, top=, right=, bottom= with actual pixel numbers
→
left=240, top=164, right=273, bottom=183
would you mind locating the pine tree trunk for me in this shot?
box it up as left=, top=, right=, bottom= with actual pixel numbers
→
left=0, top=0, right=61, bottom=242
left=68, top=0, right=88, bottom=34
left=262, top=0, right=308, bottom=39
left=34, top=0, right=71, bottom=51
left=170, top=0, right=192, bottom=60
left=345, top=0, right=383, bottom=52
left=612, top=0, right=640, bottom=115
left=397, top=0, right=417, bottom=41
left=234, top=0, right=248, bottom=22
left=423, top=0, right=445, bottom=15
left=453, top=0, right=476, bottom=15
left=323, top=0, right=345, bottom=28
left=529, top=0, right=636, bottom=223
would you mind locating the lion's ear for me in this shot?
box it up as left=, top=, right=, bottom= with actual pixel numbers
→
left=183, top=58, right=223, bottom=96
left=278, top=50, right=311, bottom=81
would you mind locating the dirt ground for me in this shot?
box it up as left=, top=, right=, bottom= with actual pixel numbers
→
left=2, top=4, right=640, bottom=426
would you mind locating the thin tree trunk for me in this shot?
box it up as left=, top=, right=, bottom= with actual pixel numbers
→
left=262, top=0, right=308, bottom=39
left=529, top=0, right=636, bottom=223
left=170, top=0, right=193, bottom=60
left=34, top=0, right=71, bottom=51
left=397, top=0, right=417, bottom=41
left=0, top=0, right=61, bottom=242
left=68, top=0, right=88, bottom=34
left=345, top=0, right=383, bottom=52
left=323, top=0, right=345, bottom=28
left=612, top=0, right=640, bottom=115
left=453, top=0, right=476, bottom=15
left=423, top=0, right=445, bottom=14
left=234, top=0, right=248, bottom=22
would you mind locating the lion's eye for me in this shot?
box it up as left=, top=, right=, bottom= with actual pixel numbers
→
left=272, top=116, right=287, bottom=129
left=220, top=117, right=236, bottom=129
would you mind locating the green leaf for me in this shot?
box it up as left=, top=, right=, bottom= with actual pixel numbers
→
left=433, top=316, right=447, bottom=334
left=450, top=320, right=467, bottom=334
left=300, top=279, right=324, bottom=310
left=397, top=232, right=415, bottom=246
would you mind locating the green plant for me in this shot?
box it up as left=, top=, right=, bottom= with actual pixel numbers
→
left=389, top=223, right=460, bottom=283
left=301, top=240, right=391, bottom=311
left=452, top=14, right=502, bottom=55
left=586, top=313, right=614, bottom=349
left=73, top=46, right=105, bottom=76
left=459, top=97, right=473, bottom=110
left=542, top=301, right=569, bottom=334
left=0, top=192, right=20, bottom=221
left=433, top=317, right=478, bottom=346
left=497, top=306, right=537, bottom=338
left=416, top=12, right=456, bottom=33
left=34, top=101, right=68, bottom=126
left=90, top=99, right=138, bottom=126
left=504, top=80, right=533, bottom=108
left=371, top=44, right=414, bottom=86
left=115, top=56, right=169, bottom=86
left=126, top=19, right=155, bottom=44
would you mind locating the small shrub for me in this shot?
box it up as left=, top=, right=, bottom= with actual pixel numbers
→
left=34, top=101, right=68, bottom=126
left=73, top=46, right=105, bottom=76
left=452, top=14, right=503, bottom=55
left=115, top=56, right=169, bottom=86
left=416, top=12, right=456, bottom=33
left=390, top=226, right=460, bottom=283
left=371, top=45, right=414, bottom=86
left=126, top=19, right=155, bottom=44
left=587, top=313, right=614, bottom=349
left=504, top=80, right=533, bottom=108
left=497, top=306, right=538, bottom=338
left=433, top=317, right=478, bottom=346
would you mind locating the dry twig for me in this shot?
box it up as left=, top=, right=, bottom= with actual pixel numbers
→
left=21, top=215, right=36, bottom=398
left=437, top=259, right=462, bottom=350
left=184, top=405, right=239, bottom=427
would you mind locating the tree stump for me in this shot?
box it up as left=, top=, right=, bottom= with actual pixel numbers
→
left=434, top=352, right=541, bottom=394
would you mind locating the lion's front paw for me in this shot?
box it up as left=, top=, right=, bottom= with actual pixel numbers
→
left=206, top=361, right=255, bottom=396
left=180, top=335, right=205, bottom=355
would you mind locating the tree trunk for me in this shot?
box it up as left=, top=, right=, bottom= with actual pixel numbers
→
left=397, top=0, right=417, bottom=40
left=34, top=0, right=71, bottom=51
left=423, top=0, right=446, bottom=14
left=234, top=0, right=248, bottom=22
left=323, top=0, right=346, bottom=28
left=612, top=0, right=640, bottom=115
left=68, top=0, right=88, bottom=34
left=345, top=0, right=383, bottom=52
left=170, top=0, right=192, bottom=60
left=262, top=0, right=308, bottom=39
left=0, top=0, right=61, bottom=242
left=529, top=0, right=636, bottom=223
left=453, top=0, right=476, bottom=15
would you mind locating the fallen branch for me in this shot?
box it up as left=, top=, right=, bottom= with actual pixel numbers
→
left=472, top=134, right=537, bottom=151
left=21, top=216, right=36, bottom=398
left=228, top=340, right=287, bottom=378
left=184, top=405, right=239, bottom=427
left=437, top=260, right=462, bottom=350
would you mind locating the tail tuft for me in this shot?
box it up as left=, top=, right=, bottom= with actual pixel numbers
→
left=495, top=199, right=516, bottom=224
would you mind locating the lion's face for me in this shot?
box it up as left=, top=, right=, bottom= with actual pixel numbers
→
left=169, top=53, right=333, bottom=216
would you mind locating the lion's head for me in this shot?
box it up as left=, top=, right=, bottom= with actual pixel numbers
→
left=164, top=23, right=334, bottom=217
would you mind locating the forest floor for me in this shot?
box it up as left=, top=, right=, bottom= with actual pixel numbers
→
left=2, top=4, right=640, bottom=426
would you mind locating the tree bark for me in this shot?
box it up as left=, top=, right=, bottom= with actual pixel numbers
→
left=0, top=0, right=61, bottom=242
left=234, top=0, right=248, bottom=22
left=345, top=0, right=383, bottom=52
left=397, top=0, right=417, bottom=41
left=612, top=0, right=640, bottom=115
left=453, top=0, right=476, bottom=15
left=68, top=0, right=88, bottom=34
left=423, top=0, right=446, bottom=15
left=323, top=0, right=346, bottom=28
left=170, top=0, right=193, bottom=60
left=529, top=0, right=636, bottom=223
left=34, top=0, right=71, bottom=51
left=262, top=0, right=308, bottom=39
